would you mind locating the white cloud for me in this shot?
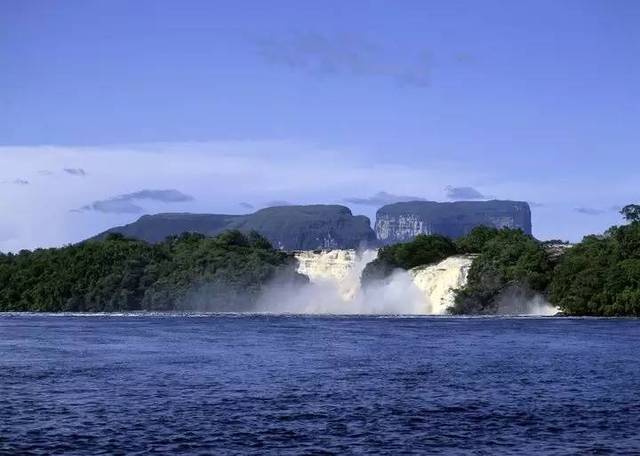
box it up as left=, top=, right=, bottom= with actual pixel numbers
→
left=444, top=185, right=487, bottom=200
left=77, top=189, right=194, bottom=214
left=63, top=168, right=87, bottom=176
left=344, top=191, right=426, bottom=206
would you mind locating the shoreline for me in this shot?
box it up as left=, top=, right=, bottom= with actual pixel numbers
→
left=1, top=311, right=637, bottom=319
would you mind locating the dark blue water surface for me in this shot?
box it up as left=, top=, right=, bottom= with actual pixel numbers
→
left=1, top=315, right=639, bottom=455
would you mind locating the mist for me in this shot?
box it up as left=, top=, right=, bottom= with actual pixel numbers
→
left=255, top=268, right=426, bottom=315
left=495, top=285, right=558, bottom=316
left=257, top=249, right=445, bottom=315
left=255, top=249, right=559, bottom=316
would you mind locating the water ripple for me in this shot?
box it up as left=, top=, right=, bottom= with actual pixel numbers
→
left=1, top=315, right=639, bottom=454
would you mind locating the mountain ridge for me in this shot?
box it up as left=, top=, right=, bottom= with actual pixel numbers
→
left=93, top=205, right=377, bottom=250
left=93, top=200, right=532, bottom=250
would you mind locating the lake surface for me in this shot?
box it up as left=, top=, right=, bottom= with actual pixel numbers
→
left=1, top=314, right=639, bottom=455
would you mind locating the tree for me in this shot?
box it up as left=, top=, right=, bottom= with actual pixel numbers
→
left=0, top=231, right=304, bottom=312
left=455, top=225, right=500, bottom=253
left=549, top=221, right=640, bottom=316
left=620, top=204, right=640, bottom=223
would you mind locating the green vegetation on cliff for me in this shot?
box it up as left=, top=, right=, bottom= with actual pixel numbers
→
left=450, top=228, right=553, bottom=314
left=0, top=231, right=304, bottom=312
left=361, top=234, right=457, bottom=283
left=549, top=216, right=640, bottom=316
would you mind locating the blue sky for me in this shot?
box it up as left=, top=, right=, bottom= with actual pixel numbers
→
left=1, top=0, right=639, bottom=250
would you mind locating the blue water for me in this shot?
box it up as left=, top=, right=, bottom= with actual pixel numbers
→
left=1, top=315, right=639, bottom=455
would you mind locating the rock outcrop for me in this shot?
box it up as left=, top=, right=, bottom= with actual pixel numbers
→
left=94, top=205, right=377, bottom=251
left=375, top=200, right=532, bottom=244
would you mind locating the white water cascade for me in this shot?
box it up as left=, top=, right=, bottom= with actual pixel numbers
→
left=409, top=255, right=475, bottom=314
left=289, top=249, right=475, bottom=314
left=294, top=249, right=378, bottom=301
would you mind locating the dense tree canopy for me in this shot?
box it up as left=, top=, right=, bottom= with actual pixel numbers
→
left=455, top=225, right=503, bottom=253
left=549, top=221, right=640, bottom=316
left=0, top=231, right=304, bottom=312
left=620, top=204, right=640, bottom=223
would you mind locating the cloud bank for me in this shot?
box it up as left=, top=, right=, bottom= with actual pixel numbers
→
left=445, top=185, right=487, bottom=200
left=574, top=207, right=610, bottom=216
left=77, top=189, right=194, bottom=214
left=263, top=200, right=293, bottom=207
left=344, top=191, right=426, bottom=206
left=2, top=179, right=29, bottom=185
left=255, top=32, right=431, bottom=87
left=64, top=168, right=87, bottom=176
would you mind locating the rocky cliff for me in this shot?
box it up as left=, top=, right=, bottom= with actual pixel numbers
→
left=94, top=200, right=533, bottom=251
left=375, top=200, right=532, bottom=244
left=94, top=205, right=377, bottom=251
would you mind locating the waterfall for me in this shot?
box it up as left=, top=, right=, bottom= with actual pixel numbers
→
left=294, top=249, right=377, bottom=301
left=288, top=250, right=474, bottom=314
left=409, top=255, right=475, bottom=314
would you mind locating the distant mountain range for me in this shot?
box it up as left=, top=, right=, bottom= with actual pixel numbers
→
left=94, top=200, right=532, bottom=250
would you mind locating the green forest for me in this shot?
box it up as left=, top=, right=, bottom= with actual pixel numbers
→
left=0, top=231, right=305, bottom=312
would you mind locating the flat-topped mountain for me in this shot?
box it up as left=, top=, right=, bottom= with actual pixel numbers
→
left=94, top=200, right=533, bottom=250
left=375, top=200, right=532, bottom=244
left=94, top=205, right=377, bottom=250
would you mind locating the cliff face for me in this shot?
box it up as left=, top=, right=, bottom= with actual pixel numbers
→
left=234, top=206, right=375, bottom=250
left=94, top=205, right=377, bottom=251
left=94, top=200, right=533, bottom=251
left=375, top=200, right=532, bottom=244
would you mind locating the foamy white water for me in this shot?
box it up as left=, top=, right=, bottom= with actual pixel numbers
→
left=294, top=249, right=377, bottom=301
left=276, top=249, right=474, bottom=314
left=409, top=255, right=475, bottom=314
